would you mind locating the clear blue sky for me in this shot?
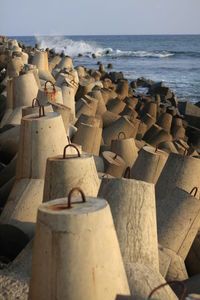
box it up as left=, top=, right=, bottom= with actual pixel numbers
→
left=1, top=0, right=200, bottom=35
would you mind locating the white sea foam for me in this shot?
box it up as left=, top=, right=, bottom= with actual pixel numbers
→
left=35, top=35, right=174, bottom=59
left=35, top=35, right=104, bottom=57
left=113, top=49, right=174, bottom=58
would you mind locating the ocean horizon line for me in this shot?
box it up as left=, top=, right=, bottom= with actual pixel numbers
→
left=5, top=33, right=200, bottom=37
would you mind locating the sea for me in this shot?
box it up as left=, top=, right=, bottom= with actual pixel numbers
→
left=11, top=35, right=200, bottom=103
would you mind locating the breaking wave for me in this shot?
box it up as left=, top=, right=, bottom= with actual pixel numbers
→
left=35, top=35, right=103, bottom=57
left=35, top=35, right=175, bottom=59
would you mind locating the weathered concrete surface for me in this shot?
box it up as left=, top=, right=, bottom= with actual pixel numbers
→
left=16, top=112, right=67, bottom=179
left=43, top=153, right=100, bottom=202
left=156, top=188, right=200, bottom=260
left=0, top=178, right=44, bottom=237
left=72, top=123, right=102, bottom=156
left=29, top=197, right=130, bottom=300
left=125, top=263, right=178, bottom=300
left=131, top=146, right=168, bottom=184
left=98, top=178, right=159, bottom=271
left=102, top=151, right=126, bottom=178
left=111, top=137, right=138, bottom=168
left=156, top=153, right=200, bottom=200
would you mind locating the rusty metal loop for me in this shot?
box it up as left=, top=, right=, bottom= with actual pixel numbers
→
left=68, top=187, right=86, bottom=209
left=118, top=131, right=126, bottom=140
left=63, top=144, right=81, bottom=159
left=113, top=153, right=118, bottom=160
left=124, top=167, right=131, bottom=179
left=32, top=98, right=40, bottom=108
left=190, top=187, right=198, bottom=197
left=38, top=105, right=45, bottom=117
left=148, top=280, right=187, bottom=300
left=44, top=80, right=56, bottom=91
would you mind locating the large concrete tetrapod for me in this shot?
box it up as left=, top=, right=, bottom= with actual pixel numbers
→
left=159, top=245, right=188, bottom=281
left=156, top=152, right=200, bottom=200
left=60, top=82, right=76, bottom=121
left=76, top=96, right=98, bottom=118
left=29, top=188, right=130, bottom=300
left=32, top=49, right=55, bottom=82
left=88, top=88, right=107, bottom=116
left=37, top=80, right=63, bottom=105
left=157, top=187, right=200, bottom=260
left=1, top=71, right=39, bottom=127
left=111, top=132, right=138, bottom=168
left=0, top=110, right=67, bottom=236
left=56, top=69, right=79, bottom=94
left=43, top=144, right=100, bottom=202
left=103, top=116, right=135, bottom=146
left=98, top=178, right=159, bottom=271
left=7, top=56, right=24, bottom=77
left=131, top=146, right=168, bottom=184
left=72, top=123, right=102, bottom=155
left=102, top=151, right=126, bottom=178
left=75, top=114, right=102, bottom=129
left=57, top=55, right=73, bottom=69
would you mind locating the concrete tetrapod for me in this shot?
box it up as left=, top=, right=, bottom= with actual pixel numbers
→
left=143, top=124, right=162, bottom=144
left=43, top=144, right=100, bottom=202
left=148, top=129, right=172, bottom=148
left=88, top=88, right=107, bottom=116
left=49, top=55, right=61, bottom=72
left=76, top=96, right=98, bottom=118
left=158, top=141, right=178, bottom=154
left=72, top=122, right=102, bottom=156
left=156, top=152, right=200, bottom=200
left=102, top=110, right=120, bottom=128
left=106, top=97, right=126, bottom=114
left=156, top=187, right=200, bottom=260
left=102, top=151, right=126, bottom=178
left=159, top=246, right=188, bottom=281
left=60, top=83, right=76, bottom=121
left=0, top=111, right=67, bottom=237
left=125, top=263, right=178, bottom=300
left=131, top=146, right=168, bottom=184
left=56, top=56, right=73, bottom=70
left=98, top=178, right=159, bottom=271
left=56, top=69, right=79, bottom=94
left=103, top=116, right=135, bottom=146
left=37, top=81, right=63, bottom=105
left=75, top=114, right=102, bottom=129
left=157, top=113, right=173, bottom=132
left=29, top=188, right=130, bottom=300
left=7, top=56, right=24, bottom=77
left=32, top=50, right=55, bottom=82
left=111, top=132, right=138, bottom=168
left=1, top=72, right=39, bottom=126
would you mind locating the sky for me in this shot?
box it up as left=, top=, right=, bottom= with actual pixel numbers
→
left=0, top=0, right=200, bottom=36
